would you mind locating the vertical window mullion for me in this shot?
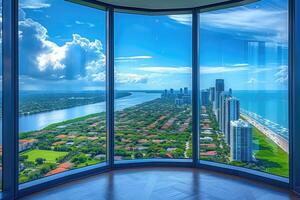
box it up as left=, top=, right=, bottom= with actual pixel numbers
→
left=2, top=0, right=19, bottom=198
left=291, top=0, right=300, bottom=194
left=106, top=7, right=115, bottom=168
left=192, top=9, right=199, bottom=166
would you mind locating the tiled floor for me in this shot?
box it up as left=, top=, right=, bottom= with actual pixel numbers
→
left=22, top=167, right=300, bottom=200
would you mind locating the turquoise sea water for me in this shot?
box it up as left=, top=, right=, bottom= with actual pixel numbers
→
left=233, top=90, right=289, bottom=139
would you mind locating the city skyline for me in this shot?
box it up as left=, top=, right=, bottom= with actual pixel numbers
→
left=201, top=78, right=253, bottom=162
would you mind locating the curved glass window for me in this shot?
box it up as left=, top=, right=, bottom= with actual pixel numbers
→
left=114, top=13, right=192, bottom=161
left=199, top=0, right=289, bottom=177
left=18, top=0, right=106, bottom=183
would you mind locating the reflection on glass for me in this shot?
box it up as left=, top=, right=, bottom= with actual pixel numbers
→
left=114, top=13, right=192, bottom=161
left=18, top=0, right=106, bottom=183
left=199, top=0, right=289, bottom=177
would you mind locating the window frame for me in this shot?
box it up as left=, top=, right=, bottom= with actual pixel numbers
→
left=1, top=0, right=298, bottom=198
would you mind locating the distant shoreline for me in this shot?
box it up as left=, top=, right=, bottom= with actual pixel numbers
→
left=18, top=92, right=132, bottom=117
left=241, top=113, right=289, bottom=153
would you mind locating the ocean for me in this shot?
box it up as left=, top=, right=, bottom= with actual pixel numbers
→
left=233, top=90, right=289, bottom=139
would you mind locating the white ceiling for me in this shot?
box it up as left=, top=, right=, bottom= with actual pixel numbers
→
left=94, top=0, right=247, bottom=10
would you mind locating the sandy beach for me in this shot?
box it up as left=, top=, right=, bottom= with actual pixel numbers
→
left=241, top=113, right=289, bottom=153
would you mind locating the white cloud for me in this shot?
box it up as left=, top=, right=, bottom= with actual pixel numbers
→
left=137, top=66, right=191, bottom=74
left=87, top=23, right=95, bottom=28
left=200, top=66, right=249, bottom=74
left=19, top=16, right=106, bottom=82
left=247, top=78, right=264, bottom=85
left=116, top=56, right=152, bottom=60
left=115, top=56, right=152, bottom=63
left=274, top=65, right=288, bottom=83
left=115, top=73, right=148, bottom=84
left=168, top=7, right=288, bottom=43
left=20, top=0, right=51, bottom=9
left=167, top=15, right=192, bottom=26
left=75, top=21, right=84, bottom=25
left=75, top=21, right=95, bottom=28
left=233, top=63, right=249, bottom=67
left=201, top=7, right=288, bottom=43
left=37, top=42, right=67, bottom=71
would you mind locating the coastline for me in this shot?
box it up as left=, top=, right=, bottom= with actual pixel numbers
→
left=241, top=113, right=289, bottom=153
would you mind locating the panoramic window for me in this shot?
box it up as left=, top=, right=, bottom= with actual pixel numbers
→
left=114, top=13, right=192, bottom=161
left=18, top=0, right=106, bottom=183
left=199, top=0, right=289, bottom=177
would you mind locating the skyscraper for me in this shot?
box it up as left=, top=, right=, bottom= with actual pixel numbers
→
left=230, top=119, right=252, bottom=162
left=219, top=92, right=231, bottom=131
left=184, top=87, right=188, bottom=95
left=214, top=79, right=224, bottom=120
left=201, top=89, right=210, bottom=106
left=225, top=97, right=240, bottom=144
left=209, top=87, right=215, bottom=103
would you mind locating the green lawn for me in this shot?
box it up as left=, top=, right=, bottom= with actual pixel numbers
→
left=253, top=127, right=289, bottom=177
left=76, top=159, right=100, bottom=168
left=22, top=149, right=68, bottom=163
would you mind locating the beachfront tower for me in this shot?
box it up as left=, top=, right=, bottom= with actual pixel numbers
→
left=214, top=79, right=224, bottom=120
left=219, top=91, right=231, bottom=132
left=225, top=97, right=240, bottom=144
left=230, top=119, right=253, bottom=162
left=201, top=89, right=210, bottom=106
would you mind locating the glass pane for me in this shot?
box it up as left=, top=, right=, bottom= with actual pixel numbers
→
left=199, top=0, right=289, bottom=177
left=18, top=0, right=106, bottom=183
left=114, top=13, right=192, bottom=161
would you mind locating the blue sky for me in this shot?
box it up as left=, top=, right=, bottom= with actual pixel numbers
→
left=17, top=0, right=288, bottom=91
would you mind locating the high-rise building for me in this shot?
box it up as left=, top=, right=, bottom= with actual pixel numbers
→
left=184, top=87, right=188, bottom=95
left=209, top=87, right=215, bottom=103
left=215, top=79, right=225, bottom=91
left=225, top=97, right=240, bottom=144
left=170, top=88, right=174, bottom=94
left=230, top=119, right=252, bottom=162
left=175, top=98, right=184, bottom=105
left=201, top=89, right=210, bottom=106
left=219, top=92, right=231, bottom=131
left=228, top=88, right=232, bottom=95
left=180, top=88, right=183, bottom=94
left=183, top=95, right=191, bottom=104
left=214, top=79, right=224, bottom=120
left=161, top=89, right=168, bottom=98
